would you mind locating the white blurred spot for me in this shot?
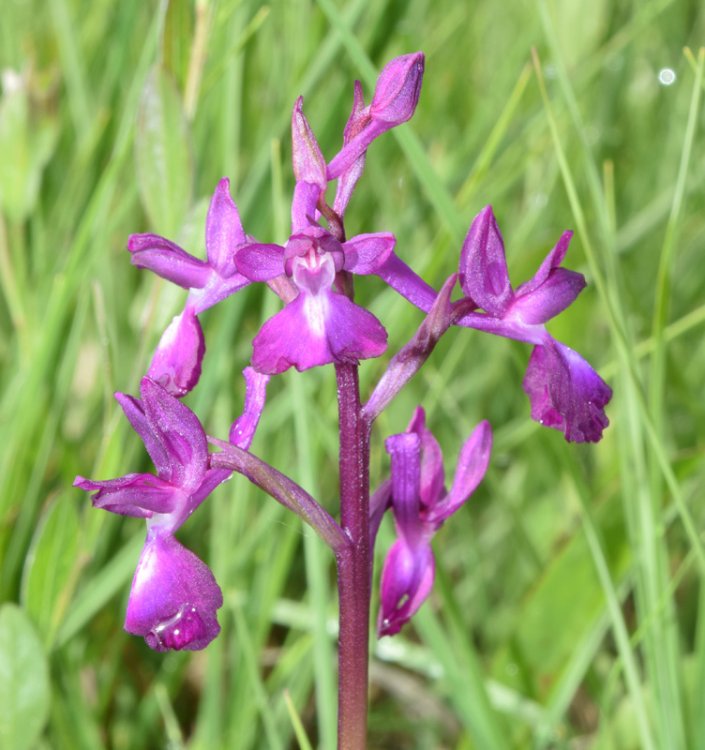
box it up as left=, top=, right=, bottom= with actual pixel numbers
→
left=658, top=68, right=676, bottom=86
left=2, top=68, right=23, bottom=94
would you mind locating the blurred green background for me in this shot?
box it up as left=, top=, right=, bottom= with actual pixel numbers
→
left=1, top=0, right=704, bottom=748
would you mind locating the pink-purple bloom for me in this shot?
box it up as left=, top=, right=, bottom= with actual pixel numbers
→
left=456, top=206, right=612, bottom=442
left=74, top=369, right=269, bottom=651
left=128, top=179, right=280, bottom=395
left=377, top=408, right=492, bottom=636
left=236, top=226, right=394, bottom=373
left=233, top=54, right=426, bottom=375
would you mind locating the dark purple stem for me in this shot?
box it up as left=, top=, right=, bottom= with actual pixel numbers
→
left=335, top=362, right=372, bottom=750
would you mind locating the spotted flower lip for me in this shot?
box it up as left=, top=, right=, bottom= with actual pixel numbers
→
left=522, top=338, right=612, bottom=443
left=455, top=206, right=612, bottom=443
left=125, top=530, right=223, bottom=652
left=377, top=408, right=492, bottom=637
left=235, top=225, right=395, bottom=373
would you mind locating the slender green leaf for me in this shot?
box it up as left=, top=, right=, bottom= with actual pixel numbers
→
left=0, top=604, right=51, bottom=750
left=135, top=66, right=193, bottom=236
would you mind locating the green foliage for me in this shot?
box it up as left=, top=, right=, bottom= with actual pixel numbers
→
left=0, top=604, right=51, bottom=750
left=1, top=0, right=704, bottom=747
left=135, top=67, right=194, bottom=237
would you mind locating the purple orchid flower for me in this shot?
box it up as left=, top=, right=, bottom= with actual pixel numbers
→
left=128, top=179, right=280, bottom=395
left=74, top=369, right=269, bottom=651
left=232, top=54, right=426, bottom=375
left=377, top=408, right=492, bottom=637
left=236, top=225, right=395, bottom=373
left=455, top=206, right=612, bottom=443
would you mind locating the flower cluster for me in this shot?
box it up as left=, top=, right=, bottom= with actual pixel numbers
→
left=75, top=50, right=612, bottom=652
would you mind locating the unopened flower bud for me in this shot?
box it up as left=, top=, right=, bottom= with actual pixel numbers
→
left=370, top=52, right=425, bottom=126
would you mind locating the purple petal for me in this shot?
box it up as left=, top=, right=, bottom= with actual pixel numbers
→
left=375, top=253, right=439, bottom=313
left=516, top=231, right=573, bottom=296
left=370, top=52, right=425, bottom=126
left=455, top=309, right=547, bottom=346
left=229, top=367, right=270, bottom=448
left=509, top=267, right=586, bottom=324
left=140, top=377, right=208, bottom=489
left=426, top=420, right=492, bottom=525
left=342, top=232, right=396, bottom=274
left=377, top=538, right=434, bottom=637
left=343, top=80, right=369, bottom=142
left=251, top=290, right=387, bottom=374
left=74, top=473, right=178, bottom=518
left=291, top=180, right=321, bottom=234
left=125, top=531, right=223, bottom=651
left=115, top=392, right=170, bottom=475
left=205, top=178, right=246, bottom=275
left=235, top=243, right=286, bottom=282
left=183, top=467, right=232, bottom=522
left=147, top=307, right=205, bottom=397
left=385, top=432, right=422, bottom=544
left=369, top=478, right=392, bottom=546
left=291, top=97, right=327, bottom=190
left=459, top=206, right=513, bottom=316
left=128, top=234, right=211, bottom=289
left=522, top=339, right=612, bottom=443
left=407, top=407, right=445, bottom=512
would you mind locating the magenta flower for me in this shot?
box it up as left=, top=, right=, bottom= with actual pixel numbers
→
left=74, top=369, right=269, bottom=650
left=236, top=225, right=394, bottom=373
left=232, top=53, right=427, bottom=375
left=128, top=179, right=280, bottom=395
left=456, top=206, right=612, bottom=442
left=377, top=408, right=492, bottom=637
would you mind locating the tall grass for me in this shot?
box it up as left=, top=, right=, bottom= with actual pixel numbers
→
left=1, top=0, right=704, bottom=747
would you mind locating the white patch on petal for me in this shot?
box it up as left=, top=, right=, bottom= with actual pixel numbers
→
left=301, top=291, right=330, bottom=338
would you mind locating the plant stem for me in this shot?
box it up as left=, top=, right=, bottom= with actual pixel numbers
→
left=335, top=363, right=371, bottom=750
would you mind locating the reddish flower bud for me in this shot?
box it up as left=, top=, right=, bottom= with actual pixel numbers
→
left=370, top=52, right=425, bottom=126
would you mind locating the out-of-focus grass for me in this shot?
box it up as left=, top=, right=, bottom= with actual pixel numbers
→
left=1, top=0, right=704, bottom=747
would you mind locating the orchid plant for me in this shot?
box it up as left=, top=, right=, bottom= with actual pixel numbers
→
left=75, top=52, right=611, bottom=748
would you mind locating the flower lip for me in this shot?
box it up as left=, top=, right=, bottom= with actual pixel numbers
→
left=145, top=603, right=210, bottom=652
left=125, top=531, right=223, bottom=652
